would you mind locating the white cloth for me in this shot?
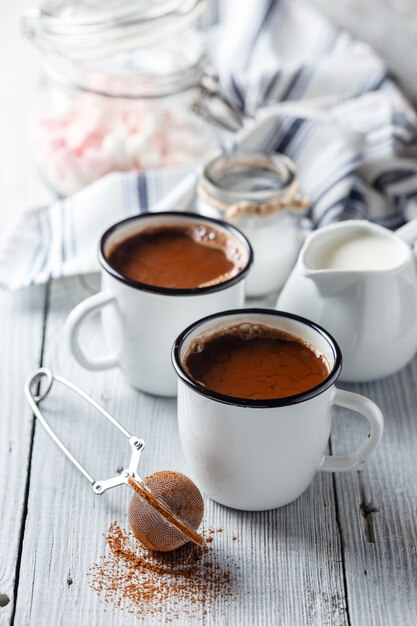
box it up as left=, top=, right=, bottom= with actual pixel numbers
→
left=2, top=0, right=417, bottom=290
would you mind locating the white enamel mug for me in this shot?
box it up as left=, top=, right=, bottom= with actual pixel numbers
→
left=65, top=212, right=253, bottom=396
left=172, top=309, right=384, bottom=511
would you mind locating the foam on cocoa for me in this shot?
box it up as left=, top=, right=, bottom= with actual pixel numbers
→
left=183, top=323, right=330, bottom=400
left=107, top=224, right=246, bottom=289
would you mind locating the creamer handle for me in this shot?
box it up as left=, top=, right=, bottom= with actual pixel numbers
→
left=396, top=218, right=417, bottom=246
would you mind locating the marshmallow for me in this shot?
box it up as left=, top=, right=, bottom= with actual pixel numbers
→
left=32, top=85, right=213, bottom=195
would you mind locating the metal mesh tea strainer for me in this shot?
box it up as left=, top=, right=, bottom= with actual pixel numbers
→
left=25, top=368, right=204, bottom=552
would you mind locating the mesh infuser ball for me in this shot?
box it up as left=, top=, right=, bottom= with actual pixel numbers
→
left=24, top=369, right=205, bottom=554
left=127, top=472, right=204, bottom=552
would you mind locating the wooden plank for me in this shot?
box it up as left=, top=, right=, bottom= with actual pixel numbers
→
left=13, top=275, right=348, bottom=626
left=331, top=363, right=417, bottom=626
left=0, top=285, right=46, bottom=626
left=0, top=2, right=51, bottom=623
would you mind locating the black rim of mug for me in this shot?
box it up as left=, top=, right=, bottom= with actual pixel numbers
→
left=172, top=308, right=343, bottom=408
left=98, top=211, right=254, bottom=296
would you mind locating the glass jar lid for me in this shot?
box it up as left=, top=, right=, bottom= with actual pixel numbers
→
left=22, top=0, right=208, bottom=98
left=202, top=151, right=297, bottom=203
left=199, top=151, right=309, bottom=220
left=36, top=29, right=207, bottom=98
left=22, top=0, right=207, bottom=58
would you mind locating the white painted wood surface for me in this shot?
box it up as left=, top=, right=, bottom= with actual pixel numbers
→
left=0, top=285, right=45, bottom=626
left=1, top=1, right=417, bottom=625
left=12, top=276, right=350, bottom=626
left=0, top=1, right=50, bottom=623
left=332, top=370, right=417, bottom=626
left=5, top=278, right=417, bottom=626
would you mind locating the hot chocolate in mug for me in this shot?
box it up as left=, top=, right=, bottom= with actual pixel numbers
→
left=172, top=309, right=384, bottom=511
left=65, top=212, right=253, bottom=396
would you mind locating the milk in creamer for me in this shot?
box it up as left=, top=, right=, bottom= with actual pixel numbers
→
left=315, top=232, right=407, bottom=271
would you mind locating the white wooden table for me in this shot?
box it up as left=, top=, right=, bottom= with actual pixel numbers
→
left=1, top=2, right=417, bottom=625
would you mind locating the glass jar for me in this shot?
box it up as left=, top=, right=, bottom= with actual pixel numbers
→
left=22, top=0, right=219, bottom=196
left=197, top=151, right=309, bottom=297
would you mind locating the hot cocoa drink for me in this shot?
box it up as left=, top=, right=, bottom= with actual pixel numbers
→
left=108, top=225, right=243, bottom=289
left=185, top=323, right=330, bottom=400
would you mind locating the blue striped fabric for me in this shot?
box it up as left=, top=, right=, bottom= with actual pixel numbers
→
left=1, top=0, right=417, bottom=289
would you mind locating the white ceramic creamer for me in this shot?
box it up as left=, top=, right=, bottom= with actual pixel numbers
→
left=277, top=219, right=417, bottom=382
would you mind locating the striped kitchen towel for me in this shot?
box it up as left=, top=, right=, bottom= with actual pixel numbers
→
left=2, top=0, right=417, bottom=289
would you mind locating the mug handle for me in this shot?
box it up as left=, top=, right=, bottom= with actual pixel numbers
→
left=65, top=291, right=119, bottom=371
left=320, top=388, right=384, bottom=472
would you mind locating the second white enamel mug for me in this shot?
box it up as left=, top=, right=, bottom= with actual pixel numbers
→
left=65, top=212, right=253, bottom=396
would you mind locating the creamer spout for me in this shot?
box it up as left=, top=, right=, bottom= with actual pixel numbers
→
left=302, top=266, right=356, bottom=296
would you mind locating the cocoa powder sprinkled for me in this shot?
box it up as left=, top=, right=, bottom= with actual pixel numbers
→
left=88, top=523, right=237, bottom=621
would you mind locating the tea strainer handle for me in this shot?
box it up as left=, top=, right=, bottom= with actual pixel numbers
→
left=24, top=368, right=144, bottom=494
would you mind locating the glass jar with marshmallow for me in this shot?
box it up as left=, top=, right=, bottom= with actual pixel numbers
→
left=22, top=0, right=220, bottom=196
left=197, top=151, right=309, bottom=297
